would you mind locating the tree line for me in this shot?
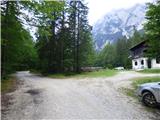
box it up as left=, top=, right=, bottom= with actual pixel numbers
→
left=35, top=1, right=95, bottom=74
left=95, top=29, right=145, bottom=69
left=1, top=0, right=95, bottom=79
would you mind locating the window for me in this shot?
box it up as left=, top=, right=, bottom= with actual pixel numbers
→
left=141, top=60, right=144, bottom=65
left=135, top=61, right=137, bottom=66
left=156, top=58, right=160, bottom=64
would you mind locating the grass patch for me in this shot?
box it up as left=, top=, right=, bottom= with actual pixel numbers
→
left=1, top=77, right=18, bottom=93
left=122, top=77, right=160, bottom=98
left=120, top=87, right=137, bottom=98
left=48, top=69, right=117, bottom=79
left=132, top=77, right=160, bottom=89
left=138, top=69, right=160, bottom=74
left=76, top=69, right=117, bottom=78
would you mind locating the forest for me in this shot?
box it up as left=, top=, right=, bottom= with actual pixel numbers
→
left=1, top=0, right=160, bottom=79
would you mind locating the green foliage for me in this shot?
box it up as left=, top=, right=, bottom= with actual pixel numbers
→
left=115, top=37, right=130, bottom=67
left=144, top=1, right=160, bottom=60
left=1, top=1, right=38, bottom=79
left=130, top=27, right=144, bottom=47
left=17, top=30, right=38, bottom=70
left=79, top=27, right=96, bottom=67
left=36, top=1, right=95, bottom=73
left=96, top=43, right=116, bottom=68
left=95, top=29, right=144, bottom=69
left=68, top=1, right=95, bottom=72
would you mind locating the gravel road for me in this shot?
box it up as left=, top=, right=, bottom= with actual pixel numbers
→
left=2, top=71, right=160, bottom=120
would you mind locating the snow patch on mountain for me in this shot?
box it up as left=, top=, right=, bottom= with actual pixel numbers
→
left=93, top=4, right=146, bottom=50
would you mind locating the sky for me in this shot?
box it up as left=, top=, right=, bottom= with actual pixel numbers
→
left=86, top=0, right=152, bottom=25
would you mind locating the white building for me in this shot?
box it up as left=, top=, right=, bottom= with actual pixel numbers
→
left=130, top=41, right=160, bottom=70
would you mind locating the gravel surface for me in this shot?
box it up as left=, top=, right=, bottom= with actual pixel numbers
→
left=2, top=71, right=160, bottom=120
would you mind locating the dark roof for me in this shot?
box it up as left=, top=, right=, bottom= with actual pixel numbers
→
left=130, top=40, right=147, bottom=51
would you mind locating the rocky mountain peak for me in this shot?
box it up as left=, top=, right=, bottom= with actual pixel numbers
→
left=93, top=4, right=146, bottom=50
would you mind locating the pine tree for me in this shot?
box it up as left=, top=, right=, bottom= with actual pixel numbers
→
left=35, top=1, right=65, bottom=73
left=68, top=0, right=95, bottom=72
left=145, top=0, right=160, bottom=61
left=1, top=1, right=38, bottom=78
left=130, top=26, right=144, bottom=47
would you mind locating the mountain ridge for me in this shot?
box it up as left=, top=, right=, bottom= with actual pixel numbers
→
left=92, top=4, right=146, bottom=50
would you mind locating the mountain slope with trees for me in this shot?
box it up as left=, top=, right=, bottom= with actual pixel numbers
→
left=95, top=30, right=145, bottom=69
left=95, top=0, right=160, bottom=69
left=93, top=4, right=146, bottom=50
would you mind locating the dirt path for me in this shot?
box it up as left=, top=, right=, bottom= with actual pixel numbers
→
left=2, top=71, right=160, bottom=120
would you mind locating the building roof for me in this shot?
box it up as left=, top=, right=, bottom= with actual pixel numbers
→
left=130, top=40, right=147, bottom=51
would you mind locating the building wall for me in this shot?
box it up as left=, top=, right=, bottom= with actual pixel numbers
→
left=132, top=58, right=160, bottom=70
left=132, top=57, right=148, bottom=70
left=151, top=59, right=160, bottom=69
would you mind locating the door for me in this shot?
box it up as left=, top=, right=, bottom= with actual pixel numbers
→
left=147, top=59, right=151, bottom=68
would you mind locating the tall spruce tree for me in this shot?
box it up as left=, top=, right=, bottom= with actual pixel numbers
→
left=35, top=1, right=65, bottom=73
left=1, top=1, right=38, bottom=78
left=69, top=0, right=95, bottom=72
left=145, top=0, right=160, bottom=61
